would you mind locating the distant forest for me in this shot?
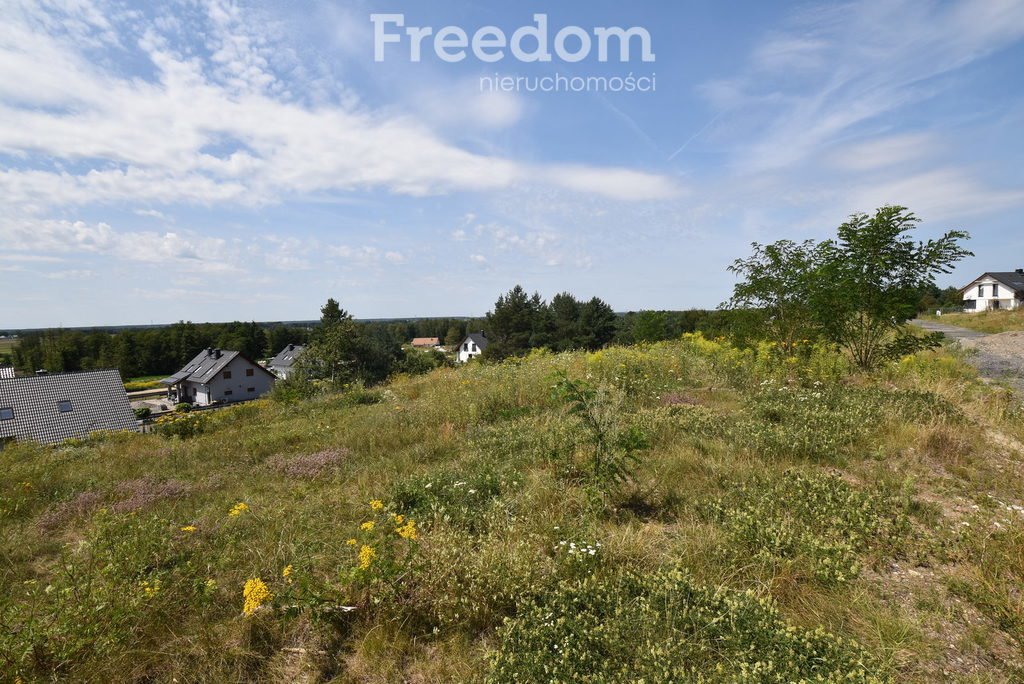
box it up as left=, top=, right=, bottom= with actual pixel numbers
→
left=3, top=307, right=738, bottom=380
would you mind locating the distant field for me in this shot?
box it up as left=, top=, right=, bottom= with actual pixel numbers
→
left=123, top=375, right=166, bottom=391
left=926, top=309, right=1024, bottom=334
left=0, top=337, right=18, bottom=355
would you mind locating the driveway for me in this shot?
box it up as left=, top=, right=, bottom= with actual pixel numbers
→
left=913, top=319, right=1024, bottom=396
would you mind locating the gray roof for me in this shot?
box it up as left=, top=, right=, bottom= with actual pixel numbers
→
left=162, top=348, right=276, bottom=385
left=462, top=332, right=489, bottom=350
left=162, top=348, right=240, bottom=385
left=962, top=271, right=1024, bottom=294
left=0, top=370, right=139, bottom=445
left=268, top=344, right=306, bottom=370
left=0, top=367, right=13, bottom=380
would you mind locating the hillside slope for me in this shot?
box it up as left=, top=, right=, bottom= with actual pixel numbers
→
left=2, top=337, right=1023, bottom=682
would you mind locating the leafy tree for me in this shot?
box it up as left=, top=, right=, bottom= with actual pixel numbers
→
left=814, top=206, right=971, bottom=369
left=727, top=239, right=825, bottom=352
left=630, top=311, right=667, bottom=344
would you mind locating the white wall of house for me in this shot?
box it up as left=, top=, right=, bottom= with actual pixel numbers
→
left=456, top=337, right=484, bottom=363
left=962, top=277, right=1022, bottom=312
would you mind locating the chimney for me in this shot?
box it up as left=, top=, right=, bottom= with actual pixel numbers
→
left=205, top=347, right=213, bottom=357
left=213, top=349, right=222, bottom=359
left=287, top=344, right=294, bottom=351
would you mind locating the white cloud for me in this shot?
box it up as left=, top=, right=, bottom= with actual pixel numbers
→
left=0, top=0, right=677, bottom=214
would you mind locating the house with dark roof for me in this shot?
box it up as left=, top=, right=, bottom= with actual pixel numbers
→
left=456, top=332, right=488, bottom=363
left=268, top=344, right=306, bottom=379
left=0, top=369, right=139, bottom=446
left=161, top=348, right=276, bottom=406
left=960, top=270, right=1024, bottom=312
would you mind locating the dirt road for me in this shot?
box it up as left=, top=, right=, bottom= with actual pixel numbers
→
left=914, top=319, right=1024, bottom=395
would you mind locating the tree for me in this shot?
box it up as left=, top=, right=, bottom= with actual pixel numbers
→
left=814, top=206, right=971, bottom=369
left=484, top=285, right=545, bottom=360
left=549, top=292, right=582, bottom=351
left=631, top=311, right=667, bottom=343
left=320, top=298, right=349, bottom=326
left=578, top=297, right=617, bottom=350
left=726, top=239, right=825, bottom=352
left=301, top=298, right=359, bottom=386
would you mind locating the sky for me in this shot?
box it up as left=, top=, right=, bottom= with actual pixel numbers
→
left=2, top=0, right=1023, bottom=328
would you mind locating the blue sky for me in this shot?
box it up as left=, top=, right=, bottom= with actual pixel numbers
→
left=2, top=0, right=1023, bottom=328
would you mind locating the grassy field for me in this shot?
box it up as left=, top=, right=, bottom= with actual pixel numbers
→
left=926, top=309, right=1024, bottom=334
left=123, top=375, right=168, bottom=392
left=0, top=337, right=18, bottom=356
left=2, top=337, right=1023, bottom=681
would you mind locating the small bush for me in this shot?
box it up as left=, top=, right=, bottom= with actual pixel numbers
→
left=488, top=567, right=888, bottom=683
left=707, top=471, right=912, bottom=584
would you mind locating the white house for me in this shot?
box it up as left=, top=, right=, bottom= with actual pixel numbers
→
left=161, top=348, right=276, bottom=406
left=960, top=271, right=1024, bottom=312
left=456, top=332, right=488, bottom=363
left=268, top=344, right=306, bottom=379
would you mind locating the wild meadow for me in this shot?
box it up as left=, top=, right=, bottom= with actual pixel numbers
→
left=2, top=335, right=1023, bottom=682
left=925, top=309, right=1024, bottom=334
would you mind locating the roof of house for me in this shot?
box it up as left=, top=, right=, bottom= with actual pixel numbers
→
left=461, top=332, right=488, bottom=350
left=961, top=271, right=1024, bottom=294
left=410, top=337, right=441, bottom=347
left=268, top=344, right=306, bottom=369
left=162, top=349, right=276, bottom=385
left=0, top=369, right=139, bottom=445
left=0, top=367, right=14, bottom=379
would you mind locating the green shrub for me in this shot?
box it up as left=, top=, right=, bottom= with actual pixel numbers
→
left=707, top=472, right=912, bottom=584
left=488, top=567, right=888, bottom=683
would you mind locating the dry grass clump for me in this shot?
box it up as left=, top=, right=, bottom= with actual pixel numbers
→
left=267, top=448, right=349, bottom=479
left=110, top=477, right=193, bottom=513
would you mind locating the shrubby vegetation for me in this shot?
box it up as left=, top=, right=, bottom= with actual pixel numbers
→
left=727, top=206, right=971, bottom=368
left=2, top=329, right=1021, bottom=681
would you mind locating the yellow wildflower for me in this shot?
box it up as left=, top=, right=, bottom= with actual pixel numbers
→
left=396, top=519, right=418, bottom=540
left=205, top=578, right=217, bottom=592
left=229, top=502, right=249, bottom=517
left=369, top=499, right=384, bottom=511
left=358, top=545, right=376, bottom=570
left=360, top=521, right=375, bottom=531
left=346, top=538, right=357, bottom=545
left=393, top=514, right=405, bottom=525
left=242, top=577, right=272, bottom=616
left=180, top=525, right=197, bottom=533
left=139, top=579, right=161, bottom=597
left=282, top=564, right=293, bottom=582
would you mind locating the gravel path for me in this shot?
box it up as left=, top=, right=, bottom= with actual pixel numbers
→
left=913, top=319, right=1024, bottom=395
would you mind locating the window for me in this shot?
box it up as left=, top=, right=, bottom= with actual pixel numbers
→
left=58, top=400, right=73, bottom=413
left=979, top=285, right=985, bottom=297
left=463, top=342, right=469, bottom=351
left=224, top=390, right=233, bottom=396
left=223, top=370, right=232, bottom=379
left=246, top=368, right=254, bottom=377
left=0, top=407, right=13, bottom=421
left=247, top=387, right=255, bottom=393
left=993, top=284, right=1000, bottom=296
left=471, top=344, right=477, bottom=352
